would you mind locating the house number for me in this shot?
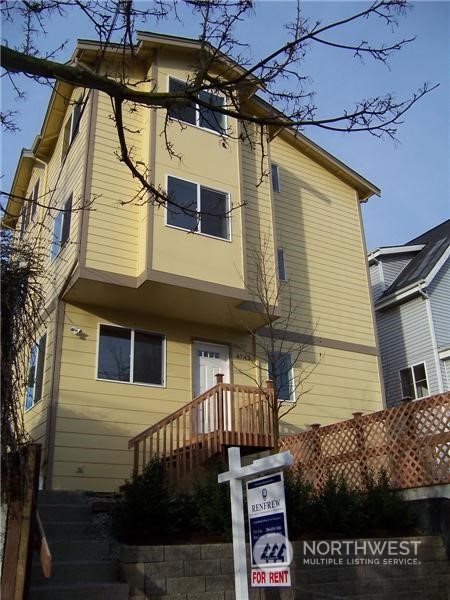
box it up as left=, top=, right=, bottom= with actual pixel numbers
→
left=236, top=353, right=251, bottom=360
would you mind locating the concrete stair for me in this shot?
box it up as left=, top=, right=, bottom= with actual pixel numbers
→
left=29, top=490, right=129, bottom=600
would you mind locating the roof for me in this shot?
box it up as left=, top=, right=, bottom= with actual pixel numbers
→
left=377, top=219, right=450, bottom=304
left=3, top=31, right=380, bottom=229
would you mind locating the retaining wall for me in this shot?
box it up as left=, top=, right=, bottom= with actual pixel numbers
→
left=119, top=535, right=449, bottom=600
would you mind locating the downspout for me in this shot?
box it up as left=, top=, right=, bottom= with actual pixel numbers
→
left=419, top=285, right=444, bottom=393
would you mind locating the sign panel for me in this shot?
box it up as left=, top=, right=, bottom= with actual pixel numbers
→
left=247, top=472, right=292, bottom=587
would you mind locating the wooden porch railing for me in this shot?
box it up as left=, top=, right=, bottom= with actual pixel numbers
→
left=280, top=392, right=450, bottom=491
left=129, top=377, right=275, bottom=483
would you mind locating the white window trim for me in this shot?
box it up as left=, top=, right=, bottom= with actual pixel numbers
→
left=165, top=174, right=232, bottom=241
left=167, top=76, right=227, bottom=135
left=96, top=323, right=166, bottom=388
left=399, top=362, right=429, bottom=400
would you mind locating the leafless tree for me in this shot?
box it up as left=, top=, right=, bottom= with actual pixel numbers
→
left=234, top=238, right=319, bottom=451
left=1, top=0, right=437, bottom=213
left=0, top=228, right=47, bottom=502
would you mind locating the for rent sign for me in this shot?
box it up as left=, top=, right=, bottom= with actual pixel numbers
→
left=247, top=472, right=292, bottom=587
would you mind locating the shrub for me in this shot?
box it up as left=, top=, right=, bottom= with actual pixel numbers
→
left=112, top=457, right=182, bottom=544
left=192, top=460, right=232, bottom=539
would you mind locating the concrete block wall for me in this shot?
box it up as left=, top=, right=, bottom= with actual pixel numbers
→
left=119, top=536, right=449, bottom=600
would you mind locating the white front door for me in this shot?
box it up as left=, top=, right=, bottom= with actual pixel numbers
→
left=193, top=342, right=230, bottom=433
left=193, top=342, right=230, bottom=396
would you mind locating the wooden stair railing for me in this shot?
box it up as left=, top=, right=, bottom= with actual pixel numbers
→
left=129, top=379, right=275, bottom=483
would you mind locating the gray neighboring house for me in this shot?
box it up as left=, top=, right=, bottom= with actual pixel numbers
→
left=368, top=219, right=450, bottom=407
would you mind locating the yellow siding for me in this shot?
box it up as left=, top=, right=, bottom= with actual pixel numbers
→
left=270, top=135, right=376, bottom=346
left=149, top=57, right=245, bottom=288
left=85, top=91, right=143, bottom=276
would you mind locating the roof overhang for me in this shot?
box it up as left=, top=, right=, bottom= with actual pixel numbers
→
left=374, top=244, right=450, bottom=310
left=368, top=244, right=424, bottom=264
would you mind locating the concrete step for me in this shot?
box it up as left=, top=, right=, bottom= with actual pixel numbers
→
left=31, top=560, right=118, bottom=586
left=38, top=490, right=90, bottom=505
left=39, top=503, right=93, bottom=523
left=29, top=582, right=129, bottom=600
left=42, top=521, right=100, bottom=541
left=34, top=539, right=110, bottom=562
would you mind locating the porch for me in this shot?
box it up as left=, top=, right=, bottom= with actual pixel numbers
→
left=128, top=377, right=275, bottom=484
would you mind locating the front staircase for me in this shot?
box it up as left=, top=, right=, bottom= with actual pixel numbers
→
left=129, top=379, right=275, bottom=484
left=29, top=490, right=128, bottom=600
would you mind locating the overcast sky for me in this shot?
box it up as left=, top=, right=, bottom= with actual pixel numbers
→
left=1, top=1, right=449, bottom=251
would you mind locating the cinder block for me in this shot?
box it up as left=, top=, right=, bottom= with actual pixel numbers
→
left=201, top=544, right=233, bottom=560
left=146, top=560, right=184, bottom=578
left=205, top=575, right=235, bottom=592
left=120, top=545, right=164, bottom=563
left=165, top=545, right=201, bottom=561
left=144, top=576, right=167, bottom=596
left=220, top=558, right=234, bottom=575
left=185, top=559, right=221, bottom=576
left=166, top=576, right=205, bottom=595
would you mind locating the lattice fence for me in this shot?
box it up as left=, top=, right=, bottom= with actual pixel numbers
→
left=279, top=392, right=450, bottom=491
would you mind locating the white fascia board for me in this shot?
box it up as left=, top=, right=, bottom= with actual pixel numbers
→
left=424, top=245, right=450, bottom=286
left=368, top=245, right=424, bottom=262
left=374, top=280, right=426, bottom=310
left=438, top=348, right=450, bottom=360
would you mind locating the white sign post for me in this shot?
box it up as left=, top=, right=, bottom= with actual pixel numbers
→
left=218, top=447, right=294, bottom=600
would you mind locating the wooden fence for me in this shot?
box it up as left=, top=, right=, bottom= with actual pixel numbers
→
left=280, top=392, right=450, bottom=491
left=1, top=444, right=41, bottom=600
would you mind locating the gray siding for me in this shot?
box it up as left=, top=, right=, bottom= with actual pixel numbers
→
left=429, top=257, right=450, bottom=348
left=376, top=296, right=438, bottom=406
left=381, top=254, right=415, bottom=289
left=369, top=262, right=384, bottom=301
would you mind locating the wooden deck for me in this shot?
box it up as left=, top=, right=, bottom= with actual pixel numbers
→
left=128, top=381, right=275, bottom=484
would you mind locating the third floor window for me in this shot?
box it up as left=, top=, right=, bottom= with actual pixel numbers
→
left=168, top=77, right=226, bottom=134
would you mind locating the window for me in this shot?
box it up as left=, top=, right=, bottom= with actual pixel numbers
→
left=30, top=179, right=40, bottom=221
left=268, top=351, right=295, bottom=401
left=50, top=194, right=72, bottom=261
left=97, top=324, right=165, bottom=386
left=277, top=248, right=287, bottom=281
left=168, top=77, right=226, bottom=134
left=271, top=164, right=280, bottom=192
left=62, top=98, right=82, bottom=159
left=399, top=363, right=429, bottom=399
left=25, top=334, right=46, bottom=410
left=167, top=176, right=230, bottom=240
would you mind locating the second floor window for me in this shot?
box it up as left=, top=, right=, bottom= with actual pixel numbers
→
left=399, top=363, right=429, bottom=399
left=168, top=77, right=226, bottom=134
left=271, top=164, right=280, bottom=192
left=97, top=324, right=165, bottom=386
left=25, top=334, right=47, bottom=410
left=50, top=194, right=72, bottom=261
left=268, top=351, right=295, bottom=402
left=167, top=176, right=230, bottom=240
left=277, top=248, right=287, bottom=281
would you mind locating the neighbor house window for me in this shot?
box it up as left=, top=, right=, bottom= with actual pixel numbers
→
left=50, top=194, right=72, bottom=261
left=168, top=77, right=226, bottom=134
left=25, top=334, right=47, bottom=410
left=271, top=164, right=280, bottom=192
left=399, top=363, right=429, bottom=399
left=62, top=98, right=82, bottom=159
left=277, top=248, right=286, bottom=281
left=268, top=351, right=295, bottom=401
left=167, top=176, right=230, bottom=240
left=97, top=324, right=165, bottom=386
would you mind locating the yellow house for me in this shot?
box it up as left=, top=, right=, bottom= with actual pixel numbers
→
left=4, top=32, right=384, bottom=492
